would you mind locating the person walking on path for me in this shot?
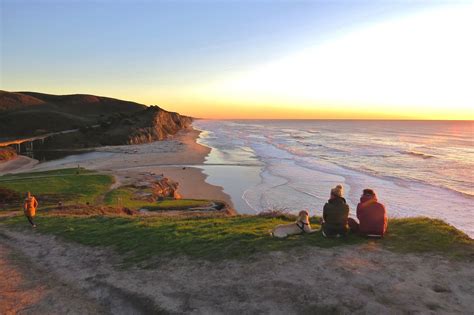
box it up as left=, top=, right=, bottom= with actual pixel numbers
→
left=23, top=191, right=38, bottom=228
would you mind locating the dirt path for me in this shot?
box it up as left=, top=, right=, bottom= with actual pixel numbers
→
left=0, top=238, right=107, bottom=314
left=1, top=227, right=473, bottom=314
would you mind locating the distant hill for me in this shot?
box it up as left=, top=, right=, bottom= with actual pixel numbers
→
left=0, top=91, right=192, bottom=147
left=0, top=91, right=46, bottom=111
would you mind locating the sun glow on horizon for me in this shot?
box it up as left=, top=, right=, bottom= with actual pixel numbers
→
left=155, top=4, right=474, bottom=120
left=3, top=2, right=473, bottom=120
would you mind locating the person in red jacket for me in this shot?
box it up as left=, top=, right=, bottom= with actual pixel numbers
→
left=348, top=189, right=387, bottom=237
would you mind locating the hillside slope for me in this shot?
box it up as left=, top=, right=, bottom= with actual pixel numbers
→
left=0, top=91, right=192, bottom=147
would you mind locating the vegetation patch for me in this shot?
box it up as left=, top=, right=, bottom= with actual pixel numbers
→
left=382, top=217, right=474, bottom=258
left=0, top=168, right=113, bottom=210
left=104, top=186, right=210, bottom=210
left=0, top=186, right=21, bottom=204
left=3, top=215, right=472, bottom=263
left=0, top=146, right=17, bottom=161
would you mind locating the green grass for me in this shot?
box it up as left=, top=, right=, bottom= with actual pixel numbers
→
left=3, top=215, right=472, bottom=263
left=383, top=217, right=474, bottom=256
left=0, top=168, right=113, bottom=207
left=104, top=186, right=210, bottom=210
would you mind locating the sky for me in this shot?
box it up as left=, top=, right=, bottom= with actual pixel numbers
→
left=1, top=0, right=473, bottom=119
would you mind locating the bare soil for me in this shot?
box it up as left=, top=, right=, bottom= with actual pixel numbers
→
left=1, top=227, right=473, bottom=314
left=0, top=239, right=107, bottom=314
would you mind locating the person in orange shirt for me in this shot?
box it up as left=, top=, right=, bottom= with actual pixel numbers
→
left=23, top=191, right=39, bottom=228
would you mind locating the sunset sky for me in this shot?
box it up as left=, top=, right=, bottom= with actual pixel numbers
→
left=1, top=1, right=473, bottom=119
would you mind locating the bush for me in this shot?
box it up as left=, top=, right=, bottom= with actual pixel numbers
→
left=258, top=207, right=296, bottom=219
left=0, top=146, right=17, bottom=161
left=0, top=186, right=21, bottom=204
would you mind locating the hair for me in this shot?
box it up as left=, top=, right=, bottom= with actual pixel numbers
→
left=363, top=189, right=375, bottom=196
left=331, top=184, right=344, bottom=197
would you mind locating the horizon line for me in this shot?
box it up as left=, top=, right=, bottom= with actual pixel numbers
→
left=196, top=118, right=474, bottom=122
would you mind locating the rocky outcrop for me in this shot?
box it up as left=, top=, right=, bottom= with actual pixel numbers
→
left=76, top=106, right=193, bottom=146
left=122, top=106, right=193, bottom=145
left=132, top=175, right=181, bottom=200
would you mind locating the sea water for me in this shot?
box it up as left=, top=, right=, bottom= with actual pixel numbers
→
left=194, top=120, right=474, bottom=237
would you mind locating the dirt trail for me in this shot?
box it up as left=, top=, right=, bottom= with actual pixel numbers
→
left=1, top=227, right=473, bottom=314
left=0, top=237, right=107, bottom=314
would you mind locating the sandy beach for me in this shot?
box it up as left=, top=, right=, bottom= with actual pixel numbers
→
left=0, top=128, right=233, bottom=207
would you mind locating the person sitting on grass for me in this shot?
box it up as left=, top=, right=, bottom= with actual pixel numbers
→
left=23, top=191, right=38, bottom=228
left=321, top=185, right=349, bottom=238
left=348, top=189, right=387, bottom=237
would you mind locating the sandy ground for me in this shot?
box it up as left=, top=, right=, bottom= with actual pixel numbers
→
left=1, top=228, right=473, bottom=315
left=0, top=128, right=233, bottom=207
left=0, top=239, right=107, bottom=314
left=0, top=156, right=39, bottom=174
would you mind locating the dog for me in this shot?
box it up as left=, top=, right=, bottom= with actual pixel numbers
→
left=271, top=210, right=319, bottom=238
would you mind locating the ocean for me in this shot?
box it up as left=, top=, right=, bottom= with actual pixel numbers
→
left=194, top=120, right=474, bottom=237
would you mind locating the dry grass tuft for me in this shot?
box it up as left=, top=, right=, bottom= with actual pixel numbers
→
left=48, top=205, right=137, bottom=216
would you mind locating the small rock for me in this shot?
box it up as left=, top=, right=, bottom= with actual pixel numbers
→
left=433, top=284, right=451, bottom=293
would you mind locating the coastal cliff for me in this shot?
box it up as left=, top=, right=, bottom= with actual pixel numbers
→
left=0, top=91, right=192, bottom=149
left=121, top=106, right=193, bottom=145
left=37, top=106, right=192, bottom=148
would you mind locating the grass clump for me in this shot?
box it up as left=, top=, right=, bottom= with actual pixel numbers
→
left=104, top=186, right=211, bottom=210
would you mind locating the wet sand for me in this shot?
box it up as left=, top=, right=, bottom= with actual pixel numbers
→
left=0, top=128, right=233, bottom=207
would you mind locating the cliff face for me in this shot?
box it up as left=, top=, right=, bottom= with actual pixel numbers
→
left=37, top=106, right=193, bottom=149
left=125, top=107, right=193, bottom=145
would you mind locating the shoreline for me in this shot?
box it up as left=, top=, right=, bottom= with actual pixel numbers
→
left=0, top=127, right=234, bottom=208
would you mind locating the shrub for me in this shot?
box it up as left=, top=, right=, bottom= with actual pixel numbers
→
left=0, top=146, right=17, bottom=161
left=258, top=207, right=296, bottom=219
left=0, top=186, right=21, bottom=204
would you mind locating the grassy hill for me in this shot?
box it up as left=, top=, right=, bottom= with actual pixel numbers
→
left=0, top=91, right=192, bottom=147
left=0, top=90, right=146, bottom=116
left=0, top=90, right=146, bottom=139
